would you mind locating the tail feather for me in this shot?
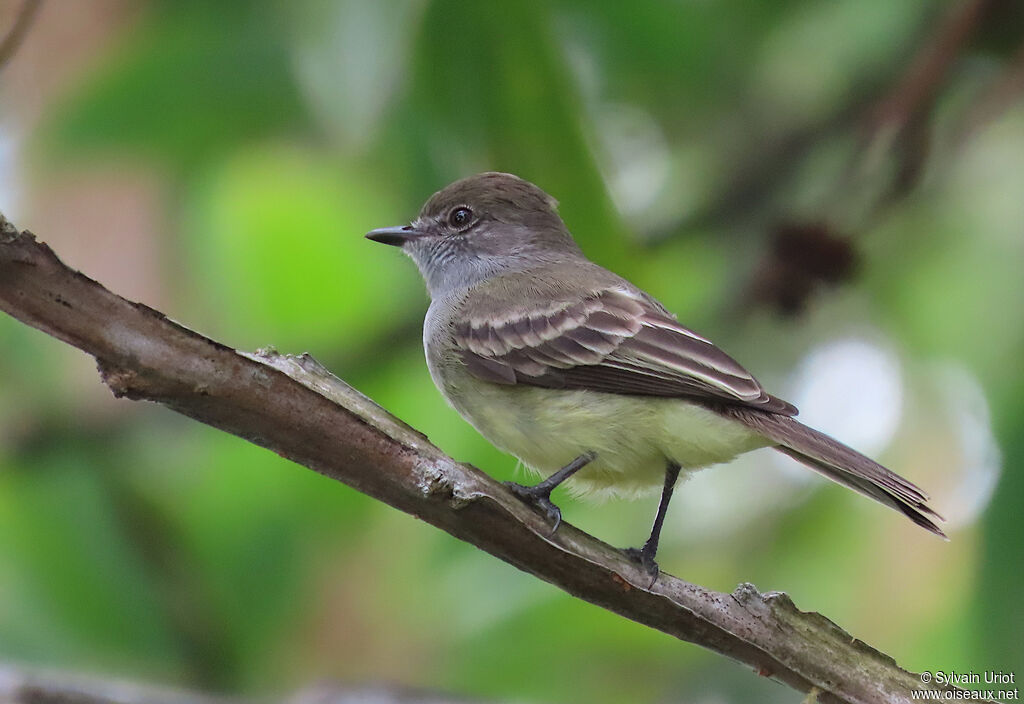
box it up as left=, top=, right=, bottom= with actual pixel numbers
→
left=724, top=408, right=947, bottom=538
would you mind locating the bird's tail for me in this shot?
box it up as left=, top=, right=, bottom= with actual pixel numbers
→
left=724, top=408, right=947, bottom=538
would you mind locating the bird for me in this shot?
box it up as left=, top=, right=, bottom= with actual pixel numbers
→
left=366, top=171, right=945, bottom=575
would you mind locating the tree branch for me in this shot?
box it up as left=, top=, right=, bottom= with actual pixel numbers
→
left=0, top=211, right=980, bottom=704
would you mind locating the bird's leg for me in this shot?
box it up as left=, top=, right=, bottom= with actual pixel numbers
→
left=505, top=451, right=597, bottom=532
left=625, top=461, right=681, bottom=580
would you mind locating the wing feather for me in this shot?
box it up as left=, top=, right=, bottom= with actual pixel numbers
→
left=452, top=286, right=797, bottom=415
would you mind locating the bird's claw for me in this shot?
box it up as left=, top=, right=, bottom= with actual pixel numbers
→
left=624, top=544, right=660, bottom=586
left=505, top=481, right=563, bottom=534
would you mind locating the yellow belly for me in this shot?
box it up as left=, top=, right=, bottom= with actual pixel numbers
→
left=443, top=379, right=772, bottom=500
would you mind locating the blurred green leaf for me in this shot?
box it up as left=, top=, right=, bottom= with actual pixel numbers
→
left=182, top=143, right=420, bottom=352
left=977, top=381, right=1024, bottom=671
left=38, top=2, right=305, bottom=172
left=290, top=0, right=424, bottom=152
left=0, top=456, right=179, bottom=675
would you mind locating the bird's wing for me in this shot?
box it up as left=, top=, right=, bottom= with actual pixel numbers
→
left=452, top=285, right=797, bottom=415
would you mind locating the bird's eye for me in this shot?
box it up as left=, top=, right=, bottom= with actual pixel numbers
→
left=448, top=207, right=473, bottom=228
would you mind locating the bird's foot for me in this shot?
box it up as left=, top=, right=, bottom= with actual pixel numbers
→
left=504, top=481, right=563, bottom=533
left=624, top=541, right=660, bottom=586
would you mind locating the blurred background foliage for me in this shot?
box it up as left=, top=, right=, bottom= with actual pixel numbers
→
left=1, top=0, right=1022, bottom=702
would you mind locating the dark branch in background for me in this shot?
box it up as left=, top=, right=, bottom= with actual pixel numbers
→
left=850, top=0, right=993, bottom=213
left=0, top=0, right=42, bottom=72
left=0, top=211, right=985, bottom=704
left=749, top=0, right=994, bottom=316
left=669, top=0, right=1021, bottom=316
left=0, top=661, right=493, bottom=704
left=866, top=0, right=993, bottom=135
left=660, top=3, right=975, bottom=241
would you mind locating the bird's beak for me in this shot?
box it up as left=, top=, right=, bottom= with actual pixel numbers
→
left=365, top=225, right=422, bottom=247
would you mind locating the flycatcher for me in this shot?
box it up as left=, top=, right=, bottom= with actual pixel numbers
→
left=366, top=172, right=945, bottom=573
